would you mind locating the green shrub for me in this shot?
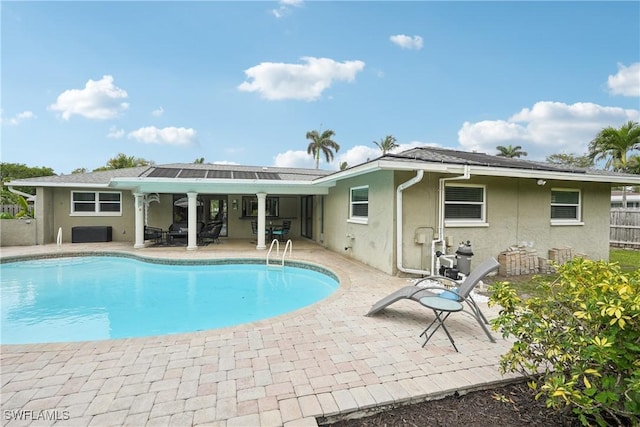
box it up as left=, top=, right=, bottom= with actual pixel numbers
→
left=489, top=258, right=640, bottom=426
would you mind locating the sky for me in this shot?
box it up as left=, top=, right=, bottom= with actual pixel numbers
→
left=1, top=0, right=639, bottom=175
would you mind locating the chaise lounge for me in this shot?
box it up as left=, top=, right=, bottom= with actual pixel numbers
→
left=366, top=257, right=500, bottom=342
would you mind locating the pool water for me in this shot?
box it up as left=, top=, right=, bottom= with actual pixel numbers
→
left=0, top=256, right=339, bottom=344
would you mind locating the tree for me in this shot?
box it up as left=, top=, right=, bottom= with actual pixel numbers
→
left=496, top=145, right=528, bottom=158
left=194, top=157, right=205, bottom=164
left=588, top=121, right=640, bottom=172
left=306, top=129, right=340, bottom=169
left=93, top=153, right=153, bottom=171
left=0, top=162, right=55, bottom=196
left=589, top=121, right=640, bottom=208
left=373, top=135, right=399, bottom=154
left=339, top=161, right=348, bottom=170
left=71, top=167, right=88, bottom=174
left=545, top=153, right=594, bottom=168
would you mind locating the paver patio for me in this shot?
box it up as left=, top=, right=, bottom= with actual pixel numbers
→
left=0, top=241, right=519, bottom=426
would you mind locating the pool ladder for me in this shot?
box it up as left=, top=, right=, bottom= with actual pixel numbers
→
left=266, top=239, right=292, bottom=268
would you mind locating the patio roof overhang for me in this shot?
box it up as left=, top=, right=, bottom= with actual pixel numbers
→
left=108, top=177, right=333, bottom=195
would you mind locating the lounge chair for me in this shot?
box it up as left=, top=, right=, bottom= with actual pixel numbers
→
left=366, top=257, right=500, bottom=342
left=144, top=226, right=164, bottom=244
left=199, top=222, right=223, bottom=245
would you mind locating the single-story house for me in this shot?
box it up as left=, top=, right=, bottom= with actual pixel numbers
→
left=6, top=146, right=640, bottom=276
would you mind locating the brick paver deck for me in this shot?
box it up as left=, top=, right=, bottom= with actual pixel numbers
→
left=1, top=242, right=518, bottom=426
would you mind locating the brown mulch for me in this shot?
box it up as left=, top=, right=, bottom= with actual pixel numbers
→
left=321, top=381, right=579, bottom=427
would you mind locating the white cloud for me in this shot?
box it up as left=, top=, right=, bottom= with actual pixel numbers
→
left=272, top=0, right=303, bottom=18
left=107, top=126, right=125, bottom=139
left=272, top=141, right=432, bottom=170
left=212, top=160, right=240, bottom=166
left=151, top=106, right=164, bottom=117
left=335, top=141, right=432, bottom=169
left=273, top=150, right=317, bottom=169
left=458, top=101, right=640, bottom=159
left=607, top=62, right=640, bottom=97
left=390, top=34, right=423, bottom=50
left=127, top=126, right=197, bottom=145
left=49, top=75, right=129, bottom=120
left=238, top=57, right=365, bottom=101
left=2, top=110, right=36, bottom=126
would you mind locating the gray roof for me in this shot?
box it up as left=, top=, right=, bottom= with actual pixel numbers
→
left=7, top=164, right=330, bottom=186
left=384, top=147, right=585, bottom=173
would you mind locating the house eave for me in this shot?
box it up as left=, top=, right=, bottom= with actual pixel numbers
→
left=108, top=177, right=332, bottom=195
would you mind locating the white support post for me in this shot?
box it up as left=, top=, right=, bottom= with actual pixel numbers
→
left=133, top=193, right=145, bottom=249
left=256, top=192, right=267, bottom=250
left=187, top=192, right=198, bottom=250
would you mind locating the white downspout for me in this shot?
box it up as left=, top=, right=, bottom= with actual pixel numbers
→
left=433, top=165, right=471, bottom=274
left=396, top=170, right=427, bottom=275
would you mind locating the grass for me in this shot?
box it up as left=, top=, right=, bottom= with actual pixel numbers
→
left=486, top=248, right=639, bottom=299
left=610, top=248, right=640, bottom=271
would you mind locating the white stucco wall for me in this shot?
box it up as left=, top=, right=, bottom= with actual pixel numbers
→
left=322, top=170, right=613, bottom=276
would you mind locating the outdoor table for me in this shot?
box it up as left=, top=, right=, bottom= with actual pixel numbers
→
left=419, top=296, right=464, bottom=352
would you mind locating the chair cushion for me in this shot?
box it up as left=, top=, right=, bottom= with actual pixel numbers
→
left=440, top=287, right=459, bottom=300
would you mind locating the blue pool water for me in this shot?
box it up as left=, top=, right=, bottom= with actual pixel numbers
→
left=0, top=256, right=339, bottom=344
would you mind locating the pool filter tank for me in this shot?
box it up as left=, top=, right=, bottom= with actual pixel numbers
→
left=455, top=241, right=474, bottom=276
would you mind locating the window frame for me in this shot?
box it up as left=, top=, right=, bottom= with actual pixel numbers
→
left=70, top=191, right=122, bottom=216
left=444, top=184, right=488, bottom=227
left=241, top=196, right=279, bottom=218
left=348, top=185, right=369, bottom=224
left=550, top=188, right=583, bottom=225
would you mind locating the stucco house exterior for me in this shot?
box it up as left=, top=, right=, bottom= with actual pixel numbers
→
left=6, top=146, right=640, bottom=276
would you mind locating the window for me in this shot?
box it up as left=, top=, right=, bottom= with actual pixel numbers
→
left=71, top=191, right=121, bottom=216
left=551, top=189, right=581, bottom=224
left=444, top=185, right=486, bottom=224
left=349, top=186, right=368, bottom=223
left=241, top=196, right=279, bottom=217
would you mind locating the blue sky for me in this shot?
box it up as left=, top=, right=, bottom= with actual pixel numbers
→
left=2, top=1, right=639, bottom=175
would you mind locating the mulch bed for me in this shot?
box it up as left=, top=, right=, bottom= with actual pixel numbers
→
left=321, top=381, right=579, bottom=427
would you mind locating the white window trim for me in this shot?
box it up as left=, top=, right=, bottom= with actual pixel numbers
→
left=444, top=184, right=487, bottom=227
left=70, top=191, right=122, bottom=217
left=349, top=185, right=369, bottom=225
left=550, top=188, right=583, bottom=226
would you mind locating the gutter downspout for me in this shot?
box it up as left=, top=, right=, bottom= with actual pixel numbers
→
left=433, top=165, right=471, bottom=274
left=396, top=170, right=427, bottom=275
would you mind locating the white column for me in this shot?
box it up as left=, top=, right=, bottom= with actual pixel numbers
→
left=256, top=192, right=267, bottom=250
left=187, top=192, right=198, bottom=250
left=133, top=193, right=145, bottom=249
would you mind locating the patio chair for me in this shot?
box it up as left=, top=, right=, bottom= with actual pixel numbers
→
left=144, top=226, right=164, bottom=244
left=251, top=221, right=269, bottom=238
left=272, top=220, right=291, bottom=241
left=199, top=222, right=223, bottom=246
left=366, top=257, right=500, bottom=343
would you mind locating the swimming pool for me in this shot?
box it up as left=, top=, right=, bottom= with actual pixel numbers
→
left=0, top=255, right=339, bottom=344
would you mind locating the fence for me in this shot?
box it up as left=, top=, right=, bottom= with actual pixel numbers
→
left=610, top=208, right=640, bottom=249
left=0, top=204, right=21, bottom=217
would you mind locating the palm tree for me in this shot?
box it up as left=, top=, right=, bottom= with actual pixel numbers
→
left=589, top=121, right=640, bottom=208
left=496, top=145, right=528, bottom=158
left=373, top=135, right=399, bottom=154
left=588, top=121, right=640, bottom=172
left=93, top=153, right=153, bottom=171
left=306, top=129, right=340, bottom=169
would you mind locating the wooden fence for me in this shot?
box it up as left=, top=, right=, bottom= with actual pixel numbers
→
left=610, top=208, right=640, bottom=249
left=0, top=204, right=21, bottom=217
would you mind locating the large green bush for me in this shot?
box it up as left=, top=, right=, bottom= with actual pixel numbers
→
left=489, top=258, right=640, bottom=426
